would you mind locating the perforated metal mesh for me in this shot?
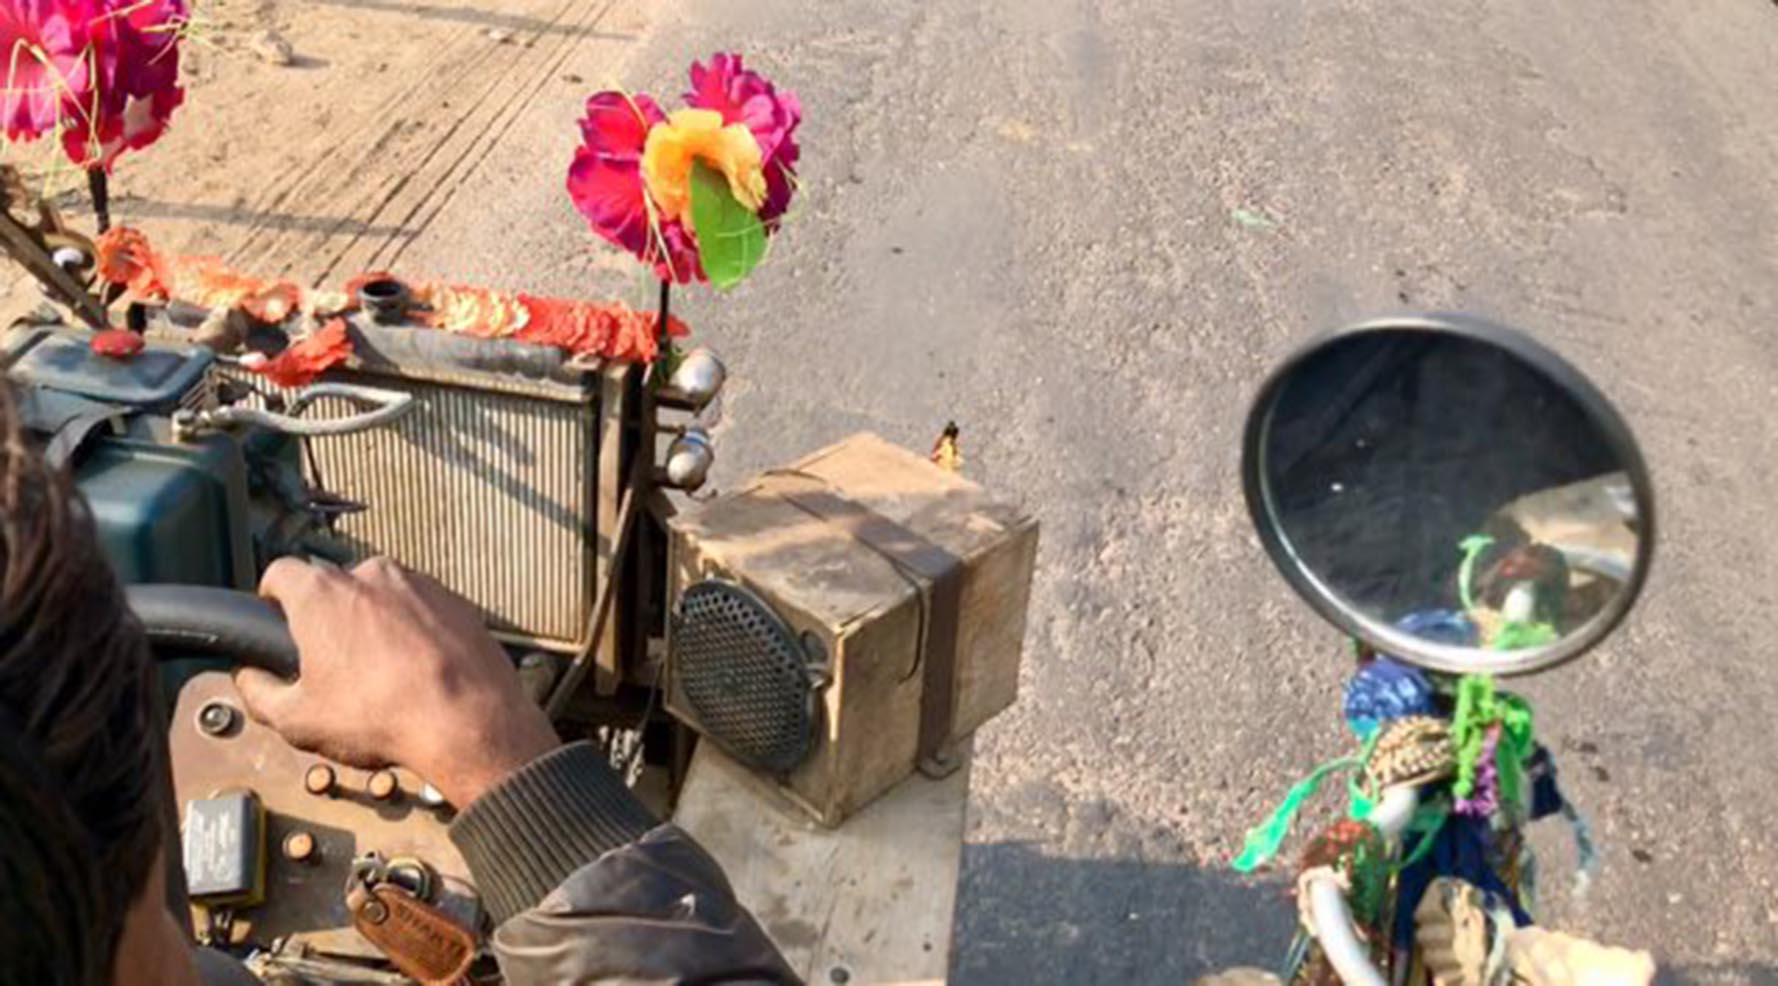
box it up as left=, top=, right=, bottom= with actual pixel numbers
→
left=671, top=581, right=817, bottom=774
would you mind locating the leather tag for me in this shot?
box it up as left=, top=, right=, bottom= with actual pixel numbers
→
left=350, top=884, right=476, bottom=985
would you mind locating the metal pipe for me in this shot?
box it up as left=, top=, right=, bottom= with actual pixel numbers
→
left=180, top=383, right=416, bottom=437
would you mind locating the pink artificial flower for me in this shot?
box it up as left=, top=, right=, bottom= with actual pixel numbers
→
left=567, top=90, right=703, bottom=283
left=565, top=53, right=798, bottom=283
left=64, top=0, right=187, bottom=170
left=0, top=0, right=101, bottom=142
left=684, top=52, right=800, bottom=226
left=0, top=0, right=187, bottom=171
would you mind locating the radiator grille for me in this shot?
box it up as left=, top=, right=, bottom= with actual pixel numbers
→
left=299, top=376, right=601, bottom=649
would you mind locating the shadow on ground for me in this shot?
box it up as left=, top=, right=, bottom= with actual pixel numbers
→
left=1660, top=963, right=1778, bottom=986
left=953, top=846, right=1775, bottom=986
left=311, top=0, right=639, bottom=38
left=108, top=196, right=412, bottom=237
left=952, top=842, right=1294, bottom=985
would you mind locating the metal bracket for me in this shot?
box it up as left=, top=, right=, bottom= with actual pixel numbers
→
left=0, top=165, right=108, bottom=329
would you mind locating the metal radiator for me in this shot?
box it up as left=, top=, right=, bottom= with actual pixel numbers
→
left=238, top=326, right=634, bottom=654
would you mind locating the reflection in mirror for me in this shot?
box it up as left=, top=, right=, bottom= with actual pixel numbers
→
left=1252, top=326, right=1649, bottom=672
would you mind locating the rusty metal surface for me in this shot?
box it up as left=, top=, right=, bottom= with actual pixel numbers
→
left=170, top=673, right=479, bottom=956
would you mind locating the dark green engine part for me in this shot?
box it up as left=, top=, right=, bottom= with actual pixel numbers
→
left=3, top=327, right=277, bottom=587
left=1, top=326, right=329, bottom=700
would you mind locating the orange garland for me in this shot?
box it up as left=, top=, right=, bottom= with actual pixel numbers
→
left=517, top=294, right=687, bottom=363
left=90, top=227, right=688, bottom=380
left=414, top=283, right=532, bottom=339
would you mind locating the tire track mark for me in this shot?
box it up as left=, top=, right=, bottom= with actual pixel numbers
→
left=318, top=0, right=623, bottom=282
left=225, top=16, right=490, bottom=264
left=225, top=0, right=601, bottom=283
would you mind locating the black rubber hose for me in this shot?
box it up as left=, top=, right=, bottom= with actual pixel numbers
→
left=125, top=585, right=300, bottom=679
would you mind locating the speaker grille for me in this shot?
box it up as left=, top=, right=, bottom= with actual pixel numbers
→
left=672, top=581, right=817, bottom=774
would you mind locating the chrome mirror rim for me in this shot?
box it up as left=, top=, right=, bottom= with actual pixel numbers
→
left=1240, top=313, right=1657, bottom=676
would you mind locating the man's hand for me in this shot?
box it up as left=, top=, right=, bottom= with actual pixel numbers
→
left=233, top=557, right=559, bottom=809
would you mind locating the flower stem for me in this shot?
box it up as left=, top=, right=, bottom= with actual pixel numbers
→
left=649, top=278, right=675, bottom=386
left=87, top=168, right=110, bottom=233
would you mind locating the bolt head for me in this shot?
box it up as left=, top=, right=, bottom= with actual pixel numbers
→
left=196, top=701, right=239, bottom=737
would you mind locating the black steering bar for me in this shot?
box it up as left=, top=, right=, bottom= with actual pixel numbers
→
left=126, top=585, right=301, bottom=679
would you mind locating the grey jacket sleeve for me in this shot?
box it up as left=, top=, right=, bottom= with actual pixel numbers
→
left=449, top=742, right=801, bottom=985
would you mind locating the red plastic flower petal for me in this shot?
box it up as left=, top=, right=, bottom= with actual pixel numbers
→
left=256, top=317, right=352, bottom=388
left=567, top=92, right=664, bottom=260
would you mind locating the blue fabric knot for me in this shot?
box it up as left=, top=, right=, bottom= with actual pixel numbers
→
left=1343, top=657, right=1436, bottom=738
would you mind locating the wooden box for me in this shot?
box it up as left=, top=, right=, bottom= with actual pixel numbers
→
left=667, top=433, right=1038, bottom=826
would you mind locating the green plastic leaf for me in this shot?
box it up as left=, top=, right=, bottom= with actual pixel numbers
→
left=688, top=161, right=767, bottom=289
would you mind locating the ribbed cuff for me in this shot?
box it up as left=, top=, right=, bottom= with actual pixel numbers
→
left=449, top=741, right=657, bottom=924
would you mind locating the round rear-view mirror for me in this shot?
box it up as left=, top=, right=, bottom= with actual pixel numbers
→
left=1241, top=314, right=1654, bottom=676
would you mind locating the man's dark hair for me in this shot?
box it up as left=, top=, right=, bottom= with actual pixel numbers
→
left=0, top=390, right=166, bottom=986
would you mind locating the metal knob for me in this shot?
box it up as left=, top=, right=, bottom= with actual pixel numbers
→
left=282, top=831, right=317, bottom=863
left=366, top=770, right=400, bottom=801
left=303, top=764, right=336, bottom=796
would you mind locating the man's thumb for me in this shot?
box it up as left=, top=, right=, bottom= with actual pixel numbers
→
left=232, top=668, right=297, bottom=728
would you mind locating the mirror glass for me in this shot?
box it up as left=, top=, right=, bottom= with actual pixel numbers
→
left=1246, top=319, right=1652, bottom=675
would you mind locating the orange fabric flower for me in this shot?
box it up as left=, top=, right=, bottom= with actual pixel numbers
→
left=243, top=281, right=303, bottom=324
left=171, top=258, right=303, bottom=324
left=640, top=108, right=768, bottom=224
left=93, top=226, right=172, bottom=303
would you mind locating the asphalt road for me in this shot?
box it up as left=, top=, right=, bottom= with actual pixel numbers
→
left=391, top=0, right=1778, bottom=981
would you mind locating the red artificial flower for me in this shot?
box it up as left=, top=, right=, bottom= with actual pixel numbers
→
left=71, top=0, right=188, bottom=171
left=566, top=91, right=703, bottom=283
left=94, top=224, right=172, bottom=301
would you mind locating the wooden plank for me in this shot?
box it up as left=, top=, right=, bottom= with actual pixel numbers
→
left=592, top=363, right=629, bottom=694
left=673, top=743, right=971, bottom=986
